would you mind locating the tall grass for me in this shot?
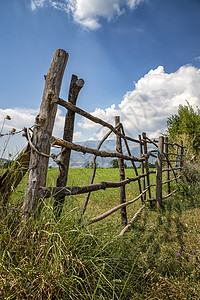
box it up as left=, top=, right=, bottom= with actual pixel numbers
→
left=1, top=166, right=200, bottom=299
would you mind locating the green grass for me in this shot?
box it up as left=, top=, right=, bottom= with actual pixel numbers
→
left=1, top=165, right=200, bottom=299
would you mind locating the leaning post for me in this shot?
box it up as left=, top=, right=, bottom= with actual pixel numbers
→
left=156, top=136, right=164, bottom=208
left=115, top=116, right=127, bottom=227
left=22, top=49, right=68, bottom=224
left=54, top=74, right=84, bottom=218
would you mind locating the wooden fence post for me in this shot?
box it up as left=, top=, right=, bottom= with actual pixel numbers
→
left=156, top=136, right=164, bottom=208
left=22, top=49, right=68, bottom=223
left=142, top=132, right=152, bottom=204
left=115, top=116, right=127, bottom=227
left=164, top=136, right=170, bottom=194
left=54, top=74, right=84, bottom=218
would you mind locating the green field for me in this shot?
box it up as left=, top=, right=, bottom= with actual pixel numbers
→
left=1, top=166, right=200, bottom=299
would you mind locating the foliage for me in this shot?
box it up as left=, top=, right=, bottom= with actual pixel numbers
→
left=166, top=102, right=200, bottom=157
left=110, top=159, right=128, bottom=169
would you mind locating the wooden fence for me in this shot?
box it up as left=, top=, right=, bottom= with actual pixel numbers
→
left=0, top=49, right=184, bottom=236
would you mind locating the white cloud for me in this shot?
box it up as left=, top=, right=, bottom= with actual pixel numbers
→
left=78, top=65, right=200, bottom=140
left=30, top=0, right=144, bottom=29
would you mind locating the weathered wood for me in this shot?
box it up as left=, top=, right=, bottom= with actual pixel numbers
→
left=80, top=124, right=120, bottom=219
left=139, top=135, right=145, bottom=202
left=87, top=188, right=149, bottom=225
left=40, top=171, right=156, bottom=198
left=0, top=144, right=31, bottom=205
left=22, top=49, right=68, bottom=223
left=54, top=75, right=84, bottom=218
left=162, top=167, right=182, bottom=172
left=162, top=175, right=181, bottom=185
left=50, top=136, right=145, bottom=162
left=120, top=125, right=143, bottom=203
left=180, top=141, right=184, bottom=168
left=142, top=132, right=152, bottom=205
left=162, top=189, right=177, bottom=199
left=115, top=116, right=127, bottom=227
left=118, top=205, right=145, bottom=237
left=52, top=96, right=142, bottom=145
left=164, top=137, right=170, bottom=194
left=156, top=136, right=164, bottom=208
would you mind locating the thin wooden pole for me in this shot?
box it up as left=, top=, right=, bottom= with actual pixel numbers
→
left=142, top=132, right=152, bottom=205
left=156, top=136, right=164, bottom=208
left=164, top=137, right=170, bottom=194
left=54, top=75, right=84, bottom=218
left=180, top=141, right=184, bottom=168
left=139, top=134, right=145, bottom=202
left=22, top=49, right=68, bottom=223
left=115, top=116, right=127, bottom=227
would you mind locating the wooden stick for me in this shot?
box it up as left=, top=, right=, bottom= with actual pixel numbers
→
left=118, top=205, right=145, bottom=236
left=22, top=49, right=69, bottom=223
left=120, top=124, right=143, bottom=203
left=162, top=175, right=181, bottom=184
left=142, top=132, right=152, bottom=204
left=164, top=137, right=170, bottom=194
left=52, top=95, right=142, bottom=145
left=40, top=171, right=155, bottom=198
left=156, top=136, right=164, bottom=208
left=86, top=188, right=149, bottom=225
left=139, top=134, right=145, bottom=202
left=54, top=75, right=84, bottom=218
left=162, top=189, right=177, bottom=199
left=115, top=116, right=127, bottom=227
left=50, top=136, right=145, bottom=162
left=80, top=125, right=120, bottom=218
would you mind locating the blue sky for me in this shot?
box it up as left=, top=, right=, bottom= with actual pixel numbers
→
left=1, top=0, right=200, bottom=158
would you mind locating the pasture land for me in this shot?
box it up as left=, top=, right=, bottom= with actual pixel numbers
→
left=1, top=166, right=200, bottom=299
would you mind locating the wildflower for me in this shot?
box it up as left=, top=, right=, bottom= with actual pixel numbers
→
left=176, top=260, right=180, bottom=263
left=6, top=115, right=11, bottom=120
left=178, top=246, right=182, bottom=249
left=177, top=253, right=181, bottom=257
left=192, top=251, right=196, bottom=254
left=11, top=128, right=16, bottom=134
left=194, top=263, right=198, bottom=266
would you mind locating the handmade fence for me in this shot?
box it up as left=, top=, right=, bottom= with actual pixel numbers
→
left=0, top=49, right=184, bottom=236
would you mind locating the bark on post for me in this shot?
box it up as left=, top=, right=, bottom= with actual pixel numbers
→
left=54, top=74, right=84, bottom=218
left=22, top=49, right=68, bottom=223
left=142, top=132, right=152, bottom=204
left=164, top=137, right=170, bottom=194
left=115, top=116, right=127, bottom=227
left=156, top=136, right=164, bottom=208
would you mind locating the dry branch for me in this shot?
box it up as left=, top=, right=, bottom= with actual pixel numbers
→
left=40, top=172, right=155, bottom=198
left=52, top=96, right=142, bottom=144
left=50, top=136, right=145, bottom=162
left=86, top=188, right=149, bottom=225
left=118, top=205, right=146, bottom=236
left=81, top=124, right=120, bottom=218
left=162, top=175, right=181, bottom=185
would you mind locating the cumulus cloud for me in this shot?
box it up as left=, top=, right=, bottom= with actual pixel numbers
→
left=78, top=65, right=200, bottom=140
left=30, top=0, right=144, bottom=29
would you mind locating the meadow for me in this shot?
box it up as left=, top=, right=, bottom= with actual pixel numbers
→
left=1, top=165, right=200, bottom=299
